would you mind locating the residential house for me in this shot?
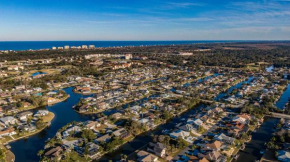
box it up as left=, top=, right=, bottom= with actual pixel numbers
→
left=0, top=128, right=16, bottom=137
left=44, top=146, right=63, bottom=161
left=0, top=116, right=17, bottom=125
left=62, top=126, right=81, bottom=138
left=34, top=110, right=49, bottom=117
left=147, top=142, right=166, bottom=158
left=85, top=121, right=100, bottom=130
left=204, top=151, right=221, bottom=161
left=137, top=150, right=159, bottom=162
left=47, top=97, right=57, bottom=104
left=17, top=111, right=33, bottom=121
left=111, top=112, right=122, bottom=119
left=85, top=142, right=101, bottom=159
left=95, top=134, right=111, bottom=143
left=169, top=130, right=190, bottom=139
left=214, top=133, right=235, bottom=145
left=112, top=128, right=130, bottom=139
left=204, top=141, right=222, bottom=151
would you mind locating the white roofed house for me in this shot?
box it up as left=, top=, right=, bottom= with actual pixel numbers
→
left=34, top=110, right=49, bottom=117
left=214, top=133, right=235, bottom=145
left=62, top=126, right=82, bottom=138
left=0, top=116, right=17, bottom=126
left=17, top=111, right=33, bottom=121
left=232, top=116, right=247, bottom=125
left=84, top=121, right=100, bottom=130
left=193, top=119, right=203, bottom=128
left=169, top=130, right=190, bottom=139
left=147, top=142, right=167, bottom=158
left=178, top=124, right=195, bottom=132
left=7, top=65, right=24, bottom=71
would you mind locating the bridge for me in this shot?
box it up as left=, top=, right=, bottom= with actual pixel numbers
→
left=268, top=112, right=290, bottom=120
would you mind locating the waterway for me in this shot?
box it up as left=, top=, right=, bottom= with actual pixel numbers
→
left=235, top=117, right=279, bottom=162
left=214, top=77, right=254, bottom=101
left=9, top=87, right=94, bottom=162
left=276, top=84, right=290, bottom=110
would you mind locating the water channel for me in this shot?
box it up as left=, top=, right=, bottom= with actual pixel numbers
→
left=9, top=73, right=218, bottom=161
left=10, top=71, right=287, bottom=162
left=10, top=87, right=94, bottom=162
left=214, top=77, right=254, bottom=101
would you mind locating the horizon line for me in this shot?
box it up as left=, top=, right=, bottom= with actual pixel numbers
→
left=0, top=40, right=290, bottom=42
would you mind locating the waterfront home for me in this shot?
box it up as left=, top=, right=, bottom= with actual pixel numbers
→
left=147, top=142, right=166, bottom=158
left=62, top=126, right=81, bottom=138
left=204, top=141, right=222, bottom=151
left=179, top=124, right=195, bottom=132
left=79, top=105, right=89, bottom=113
left=47, top=91, right=57, bottom=95
left=15, top=85, right=25, bottom=90
left=17, top=111, right=33, bottom=121
left=111, top=112, right=122, bottom=119
left=47, top=97, right=57, bottom=104
left=7, top=65, right=24, bottom=71
left=84, top=121, right=101, bottom=130
left=2, top=105, right=18, bottom=114
left=193, top=119, right=204, bottom=128
left=232, top=116, right=248, bottom=125
left=34, top=110, right=49, bottom=117
left=214, top=133, right=235, bottom=145
left=169, top=130, right=190, bottom=139
left=112, top=128, right=130, bottom=139
left=17, top=124, right=36, bottom=132
left=236, top=114, right=251, bottom=124
left=44, top=146, right=63, bottom=161
left=0, top=116, right=17, bottom=125
left=62, top=139, right=80, bottom=149
left=137, top=150, right=159, bottom=162
left=95, top=134, right=111, bottom=143
left=84, top=142, right=101, bottom=159
left=138, top=118, right=150, bottom=125
left=199, top=151, right=222, bottom=162
left=22, top=102, right=31, bottom=108
left=0, top=128, right=16, bottom=138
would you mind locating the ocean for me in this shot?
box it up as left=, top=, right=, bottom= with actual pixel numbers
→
left=0, top=40, right=247, bottom=51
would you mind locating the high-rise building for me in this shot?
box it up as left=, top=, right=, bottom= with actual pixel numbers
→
left=125, top=54, right=132, bottom=60
left=89, top=45, right=95, bottom=49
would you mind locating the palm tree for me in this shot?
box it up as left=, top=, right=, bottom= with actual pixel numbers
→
left=37, top=149, right=44, bottom=157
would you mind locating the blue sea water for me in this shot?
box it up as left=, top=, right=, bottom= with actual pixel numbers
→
left=0, top=40, right=248, bottom=51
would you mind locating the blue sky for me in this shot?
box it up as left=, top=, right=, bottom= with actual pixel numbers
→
left=0, top=0, right=289, bottom=41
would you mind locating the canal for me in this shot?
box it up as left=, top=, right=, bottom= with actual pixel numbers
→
left=235, top=117, right=279, bottom=162
left=214, top=77, right=254, bottom=101
left=276, top=84, right=290, bottom=110
left=9, top=87, right=94, bottom=162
